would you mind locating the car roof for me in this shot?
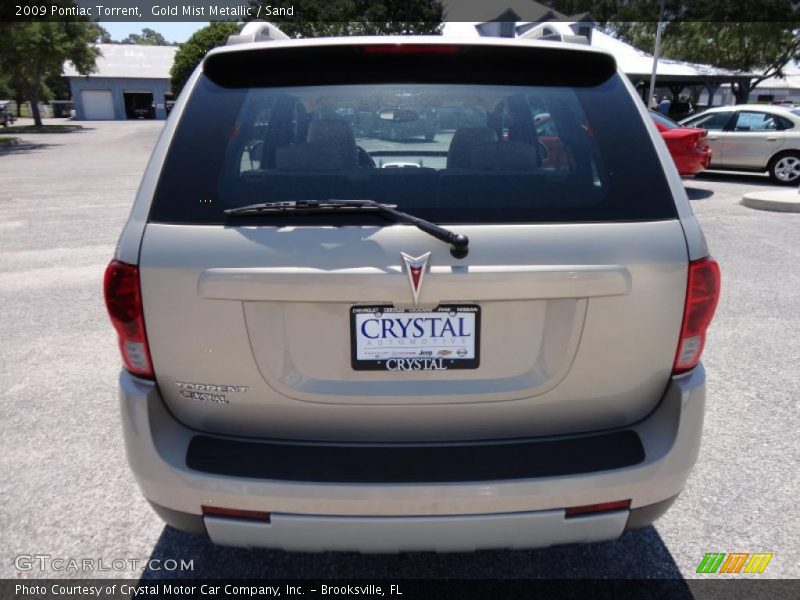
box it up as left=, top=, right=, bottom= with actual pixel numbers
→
left=701, top=104, right=797, bottom=115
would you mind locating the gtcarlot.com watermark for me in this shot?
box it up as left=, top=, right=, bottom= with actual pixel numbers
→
left=15, top=554, right=194, bottom=572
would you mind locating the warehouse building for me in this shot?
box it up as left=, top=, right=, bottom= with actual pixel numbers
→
left=64, top=44, right=177, bottom=120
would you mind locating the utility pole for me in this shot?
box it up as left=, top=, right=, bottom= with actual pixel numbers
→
left=648, top=0, right=667, bottom=108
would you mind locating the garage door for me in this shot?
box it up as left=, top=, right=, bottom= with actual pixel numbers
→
left=81, top=90, right=115, bottom=120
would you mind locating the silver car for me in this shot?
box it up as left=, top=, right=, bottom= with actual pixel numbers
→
left=104, top=30, right=721, bottom=552
left=681, top=104, right=800, bottom=184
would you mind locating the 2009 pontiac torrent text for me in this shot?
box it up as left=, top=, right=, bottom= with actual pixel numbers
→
left=104, top=28, right=721, bottom=552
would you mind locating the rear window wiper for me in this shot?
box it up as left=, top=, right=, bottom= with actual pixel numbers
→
left=225, top=200, right=469, bottom=257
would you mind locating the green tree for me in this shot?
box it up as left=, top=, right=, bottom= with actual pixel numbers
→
left=123, top=28, right=171, bottom=46
left=0, top=21, right=99, bottom=126
left=251, top=0, right=443, bottom=37
left=555, top=1, right=800, bottom=104
left=610, top=21, right=800, bottom=103
left=0, top=72, right=12, bottom=99
left=94, top=25, right=114, bottom=44
left=170, top=22, right=241, bottom=98
left=551, top=0, right=797, bottom=23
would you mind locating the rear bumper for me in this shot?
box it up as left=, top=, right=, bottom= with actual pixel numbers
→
left=119, top=367, right=705, bottom=551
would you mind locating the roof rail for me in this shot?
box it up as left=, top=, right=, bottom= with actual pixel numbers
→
left=227, top=21, right=290, bottom=45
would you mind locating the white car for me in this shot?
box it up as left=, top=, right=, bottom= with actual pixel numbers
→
left=681, top=104, right=800, bottom=184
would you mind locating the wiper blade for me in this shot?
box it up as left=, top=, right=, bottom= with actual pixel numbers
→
left=224, top=199, right=389, bottom=214
left=225, top=199, right=469, bottom=257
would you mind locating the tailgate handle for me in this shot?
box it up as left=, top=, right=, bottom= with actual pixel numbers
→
left=198, top=265, right=632, bottom=302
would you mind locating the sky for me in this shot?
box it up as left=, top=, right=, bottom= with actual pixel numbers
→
left=101, top=22, right=209, bottom=44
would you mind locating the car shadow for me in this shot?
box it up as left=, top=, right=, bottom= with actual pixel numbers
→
left=141, top=523, right=690, bottom=587
left=684, top=187, right=714, bottom=200
left=0, top=141, right=60, bottom=156
left=694, top=171, right=776, bottom=186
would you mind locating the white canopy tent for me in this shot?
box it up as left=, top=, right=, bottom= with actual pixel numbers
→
left=441, top=21, right=749, bottom=106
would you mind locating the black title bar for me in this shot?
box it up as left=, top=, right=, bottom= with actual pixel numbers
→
left=2, top=1, right=800, bottom=23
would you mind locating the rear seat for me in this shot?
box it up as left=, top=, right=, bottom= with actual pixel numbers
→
left=439, top=126, right=545, bottom=211
left=275, top=118, right=359, bottom=171
left=232, top=124, right=578, bottom=212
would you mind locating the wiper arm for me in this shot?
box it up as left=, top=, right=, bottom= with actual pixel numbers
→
left=225, top=200, right=469, bottom=258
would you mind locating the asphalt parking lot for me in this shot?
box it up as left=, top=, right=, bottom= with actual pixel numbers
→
left=0, top=121, right=798, bottom=580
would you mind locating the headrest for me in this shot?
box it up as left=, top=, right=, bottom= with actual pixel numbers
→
left=447, top=127, right=498, bottom=169
left=304, top=118, right=358, bottom=168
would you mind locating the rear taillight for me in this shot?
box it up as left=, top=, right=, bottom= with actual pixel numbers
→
left=103, top=260, right=154, bottom=379
left=692, top=131, right=709, bottom=151
left=695, top=132, right=707, bottom=150
left=673, top=257, right=721, bottom=374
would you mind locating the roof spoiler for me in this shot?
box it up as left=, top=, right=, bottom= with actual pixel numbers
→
left=227, top=22, right=289, bottom=45
left=537, top=33, right=589, bottom=45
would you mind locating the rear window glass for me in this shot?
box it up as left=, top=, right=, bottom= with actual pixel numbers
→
left=151, top=54, right=676, bottom=225
left=733, top=111, right=788, bottom=131
left=684, top=111, right=733, bottom=131
left=650, top=111, right=680, bottom=130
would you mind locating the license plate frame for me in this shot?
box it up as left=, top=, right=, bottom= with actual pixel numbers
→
left=350, top=304, right=481, bottom=371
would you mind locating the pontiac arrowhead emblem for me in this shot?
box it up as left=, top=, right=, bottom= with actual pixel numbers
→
left=401, top=252, right=431, bottom=306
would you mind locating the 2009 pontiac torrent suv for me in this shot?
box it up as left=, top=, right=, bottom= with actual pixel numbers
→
left=104, top=30, right=720, bottom=552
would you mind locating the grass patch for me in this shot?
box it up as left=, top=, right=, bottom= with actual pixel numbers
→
left=0, top=136, right=19, bottom=145
left=2, top=124, right=82, bottom=134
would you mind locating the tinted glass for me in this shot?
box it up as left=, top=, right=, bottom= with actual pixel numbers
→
left=651, top=112, right=680, bottom=130
left=775, top=115, right=794, bottom=130
left=151, top=71, right=675, bottom=225
left=685, top=112, right=733, bottom=130
left=733, top=111, right=783, bottom=131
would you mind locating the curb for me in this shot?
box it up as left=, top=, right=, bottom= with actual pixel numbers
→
left=741, top=190, right=800, bottom=213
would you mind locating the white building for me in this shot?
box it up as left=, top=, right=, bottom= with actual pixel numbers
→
left=64, top=44, right=177, bottom=120
left=744, top=62, right=800, bottom=103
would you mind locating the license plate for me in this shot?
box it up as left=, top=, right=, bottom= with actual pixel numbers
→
left=350, top=305, right=480, bottom=371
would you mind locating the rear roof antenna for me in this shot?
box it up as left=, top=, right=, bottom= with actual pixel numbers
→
left=227, top=22, right=290, bottom=45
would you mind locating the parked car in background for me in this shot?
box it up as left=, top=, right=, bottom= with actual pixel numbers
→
left=1, top=101, right=16, bottom=127
left=371, top=106, right=438, bottom=142
left=681, top=104, right=800, bottom=184
left=651, top=111, right=712, bottom=177
left=436, top=106, right=486, bottom=130
left=132, top=105, right=155, bottom=119
left=105, top=29, right=720, bottom=552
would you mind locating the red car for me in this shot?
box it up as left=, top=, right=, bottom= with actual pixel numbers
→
left=651, top=111, right=712, bottom=177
